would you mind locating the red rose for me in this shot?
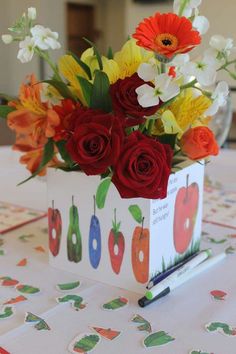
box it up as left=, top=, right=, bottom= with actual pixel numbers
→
left=180, top=126, right=219, bottom=160
left=112, top=131, right=173, bottom=199
left=66, top=108, right=124, bottom=175
left=110, top=73, right=159, bottom=127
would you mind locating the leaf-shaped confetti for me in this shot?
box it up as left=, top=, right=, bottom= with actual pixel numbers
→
left=34, top=319, right=50, bottom=331
left=0, top=306, right=14, bottom=320
left=91, top=327, right=121, bottom=340
left=16, top=284, right=40, bottom=294
left=1, top=277, right=19, bottom=287
left=56, top=280, right=80, bottom=291
left=69, top=333, right=100, bottom=353
left=4, top=295, right=27, bottom=305
left=189, top=351, right=214, bottom=354
left=0, top=250, right=5, bottom=256
left=143, top=331, right=175, bottom=348
left=34, top=246, right=46, bottom=253
left=225, top=246, right=235, bottom=254
left=210, top=290, right=227, bottom=301
left=103, top=297, right=128, bottom=310
left=25, top=312, right=42, bottom=323
left=18, top=234, right=34, bottom=242
left=0, top=346, right=10, bottom=354
left=207, top=237, right=227, bottom=244
left=205, top=322, right=236, bottom=336
left=131, top=314, right=152, bottom=333
left=0, top=239, right=4, bottom=246
left=56, top=294, right=85, bottom=310
left=17, top=258, right=27, bottom=266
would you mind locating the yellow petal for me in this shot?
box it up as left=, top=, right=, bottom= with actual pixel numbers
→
left=161, top=110, right=182, bottom=135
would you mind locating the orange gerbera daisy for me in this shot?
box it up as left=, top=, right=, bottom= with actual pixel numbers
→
left=133, top=13, right=201, bottom=60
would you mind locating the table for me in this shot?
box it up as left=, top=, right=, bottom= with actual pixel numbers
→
left=0, top=147, right=236, bottom=354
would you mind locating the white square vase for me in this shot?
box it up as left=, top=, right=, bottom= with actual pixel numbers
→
left=47, top=161, right=204, bottom=294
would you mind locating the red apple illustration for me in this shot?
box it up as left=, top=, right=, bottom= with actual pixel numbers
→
left=108, top=209, right=125, bottom=274
left=173, top=175, right=199, bottom=254
left=48, top=200, right=62, bottom=257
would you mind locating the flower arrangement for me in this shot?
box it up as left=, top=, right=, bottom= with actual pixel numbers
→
left=1, top=1, right=235, bottom=199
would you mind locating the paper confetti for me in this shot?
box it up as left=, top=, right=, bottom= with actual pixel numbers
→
left=56, top=294, right=86, bottom=310
left=207, top=237, right=227, bottom=244
left=34, top=246, right=46, bottom=253
left=210, top=290, right=227, bottom=301
left=225, top=246, right=236, bottom=254
left=4, top=295, right=27, bottom=305
left=189, top=351, right=214, bottom=354
left=227, top=234, right=236, bottom=239
left=0, top=239, right=4, bottom=247
left=205, top=322, right=236, bottom=336
left=68, top=333, right=100, bottom=354
left=0, top=277, right=19, bottom=287
left=17, top=258, right=27, bottom=266
left=131, top=314, right=152, bottom=333
left=56, top=280, right=80, bottom=292
left=0, top=306, right=14, bottom=320
left=0, top=347, right=10, bottom=354
left=16, top=284, right=40, bottom=294
left=91, top=326, right=121, bottom=341
left=18, top=234, right=35, bottom=242
left=25, top=312, right=50, bottom=331
left=143, top=331, right=175, bottom=348
left=102, top=297, right=128, bottom=311
left=0, top=250, right=5, bottom=256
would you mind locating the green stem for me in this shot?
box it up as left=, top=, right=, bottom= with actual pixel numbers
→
left=180, top=79, right=197, bottom=90
left=178, top=0, right=189, bottom=16
left=160, top=62, right=166, bottom=74
left=34, top=48, right=62, bottom=81
left=223, top=67, right=236, bottom=80
left=147, top=119, right=154, bottom=135
left=217, top=59, right=236, bottom=72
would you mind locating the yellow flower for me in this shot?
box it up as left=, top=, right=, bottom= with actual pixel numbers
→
left=168, top=89, right=212, bottom=131
left=58, top=54, right=87, bottom=104
left=81, top=48, right=120, bottom=84
left=114, top=38, right=153, bottom=80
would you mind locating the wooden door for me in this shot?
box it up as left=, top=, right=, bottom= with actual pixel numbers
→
left=67, top=3, right=96, bottom=57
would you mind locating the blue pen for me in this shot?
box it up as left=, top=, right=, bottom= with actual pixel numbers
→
left=146, top=251, right=200, bottom=290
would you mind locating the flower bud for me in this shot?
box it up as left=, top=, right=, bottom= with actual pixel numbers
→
left=2, top=34, right=13, bottom=44
left=28, top=7, right=37, bottom=20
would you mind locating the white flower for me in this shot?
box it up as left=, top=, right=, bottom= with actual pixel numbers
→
left=30, top=25, right=61, bottom=50
left=138, top=59, right=159, bottom=82
left=181, top=55, right=217, bottom=87
left=40, top=83, right=61, bottom=106
left=205, top=81, right=229, bottom=116
left=2, top=34, right=13, bottom=44
left=27, top=7, right=37, bottom=20
left=210, top=35, right=234, bottom=56
left=136, top=73, right=180, bottom=108
left=173, top=0, right=201, bottom=17
left=170, top=53, right=190, bottom=67
left=17, top=36, right=35, bottom=63
left=193, top=15, right=209, bottom=35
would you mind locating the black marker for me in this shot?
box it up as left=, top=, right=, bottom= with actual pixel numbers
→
left=138, top=287, right=170, bottom=308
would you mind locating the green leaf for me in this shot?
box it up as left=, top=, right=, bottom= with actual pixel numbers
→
left=0, top=306, right=14, bottom=319
left=0, top=105, right=16, bottom=119
left=96, top=178, right=111, bottom=209
left=83, top=37, right=103, bottom=70
left=35, top=320, right=50, bottom=331
left=67, top=51, right=92, bottom=80
left=157, top=134, right=177, bottom=150
left=107, top=46, right=113, bottom=59
left=131, top=314, right=152, bottom=333
left=25, top=312, right=42, bottom=323
left=18, top=138, right=55, bottom=185
left=143, top=331, right=175, bottom=348
left=76, top=76, right=93, bottom=106
left=16, top=284, right=40, bottom=294
left=90, top=70, right=112, bottom=112
left=43, top=80, right=76, bottom=101
left=128, top=205, right=143, bottom=224
left=55, top=140, right=74, bottom=168
left=73, top=334, right=100, bottom=352
left=103, top=297, right=128, bottom=310
left=57, top=280, right=80, bottom=291
left=207, top=237, right=227, bottom=244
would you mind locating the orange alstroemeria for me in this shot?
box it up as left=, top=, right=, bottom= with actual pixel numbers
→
left=8, top=74, right=61, bottom=144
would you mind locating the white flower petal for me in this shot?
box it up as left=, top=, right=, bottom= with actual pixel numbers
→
left=160, top=82, right=180, bottom=102
left=210, top=35, right=234, bottom=52
left=2, top=34, right=13, bottom=44
left=28, top=7, right=37, bottom=20
left=136, top=84, right=159, bottom=107
left=155, top=73, right=171, bottom=92
left=205, top=100, right=220, bottom=116
left=137, top=63, right=157, bottom=82
left=193, top=16, right=209, bottom=35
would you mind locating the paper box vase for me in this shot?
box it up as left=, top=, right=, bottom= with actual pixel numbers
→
left=47, top=161, right=204, bottom=294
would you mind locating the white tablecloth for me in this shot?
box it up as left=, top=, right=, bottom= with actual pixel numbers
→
left=0, top=147, right=236, bottom=354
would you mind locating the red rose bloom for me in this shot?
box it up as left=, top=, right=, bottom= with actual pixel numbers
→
left=66, top=108, right=124, bottom=175
left=110, top=73, right=159, bottom=127
left=112, top=131, right=173, bottom=199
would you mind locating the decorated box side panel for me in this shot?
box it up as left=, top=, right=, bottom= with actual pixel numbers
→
left=149, top=162, right=205, bottom=278
left=47, top=169, right=151, bottom=294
